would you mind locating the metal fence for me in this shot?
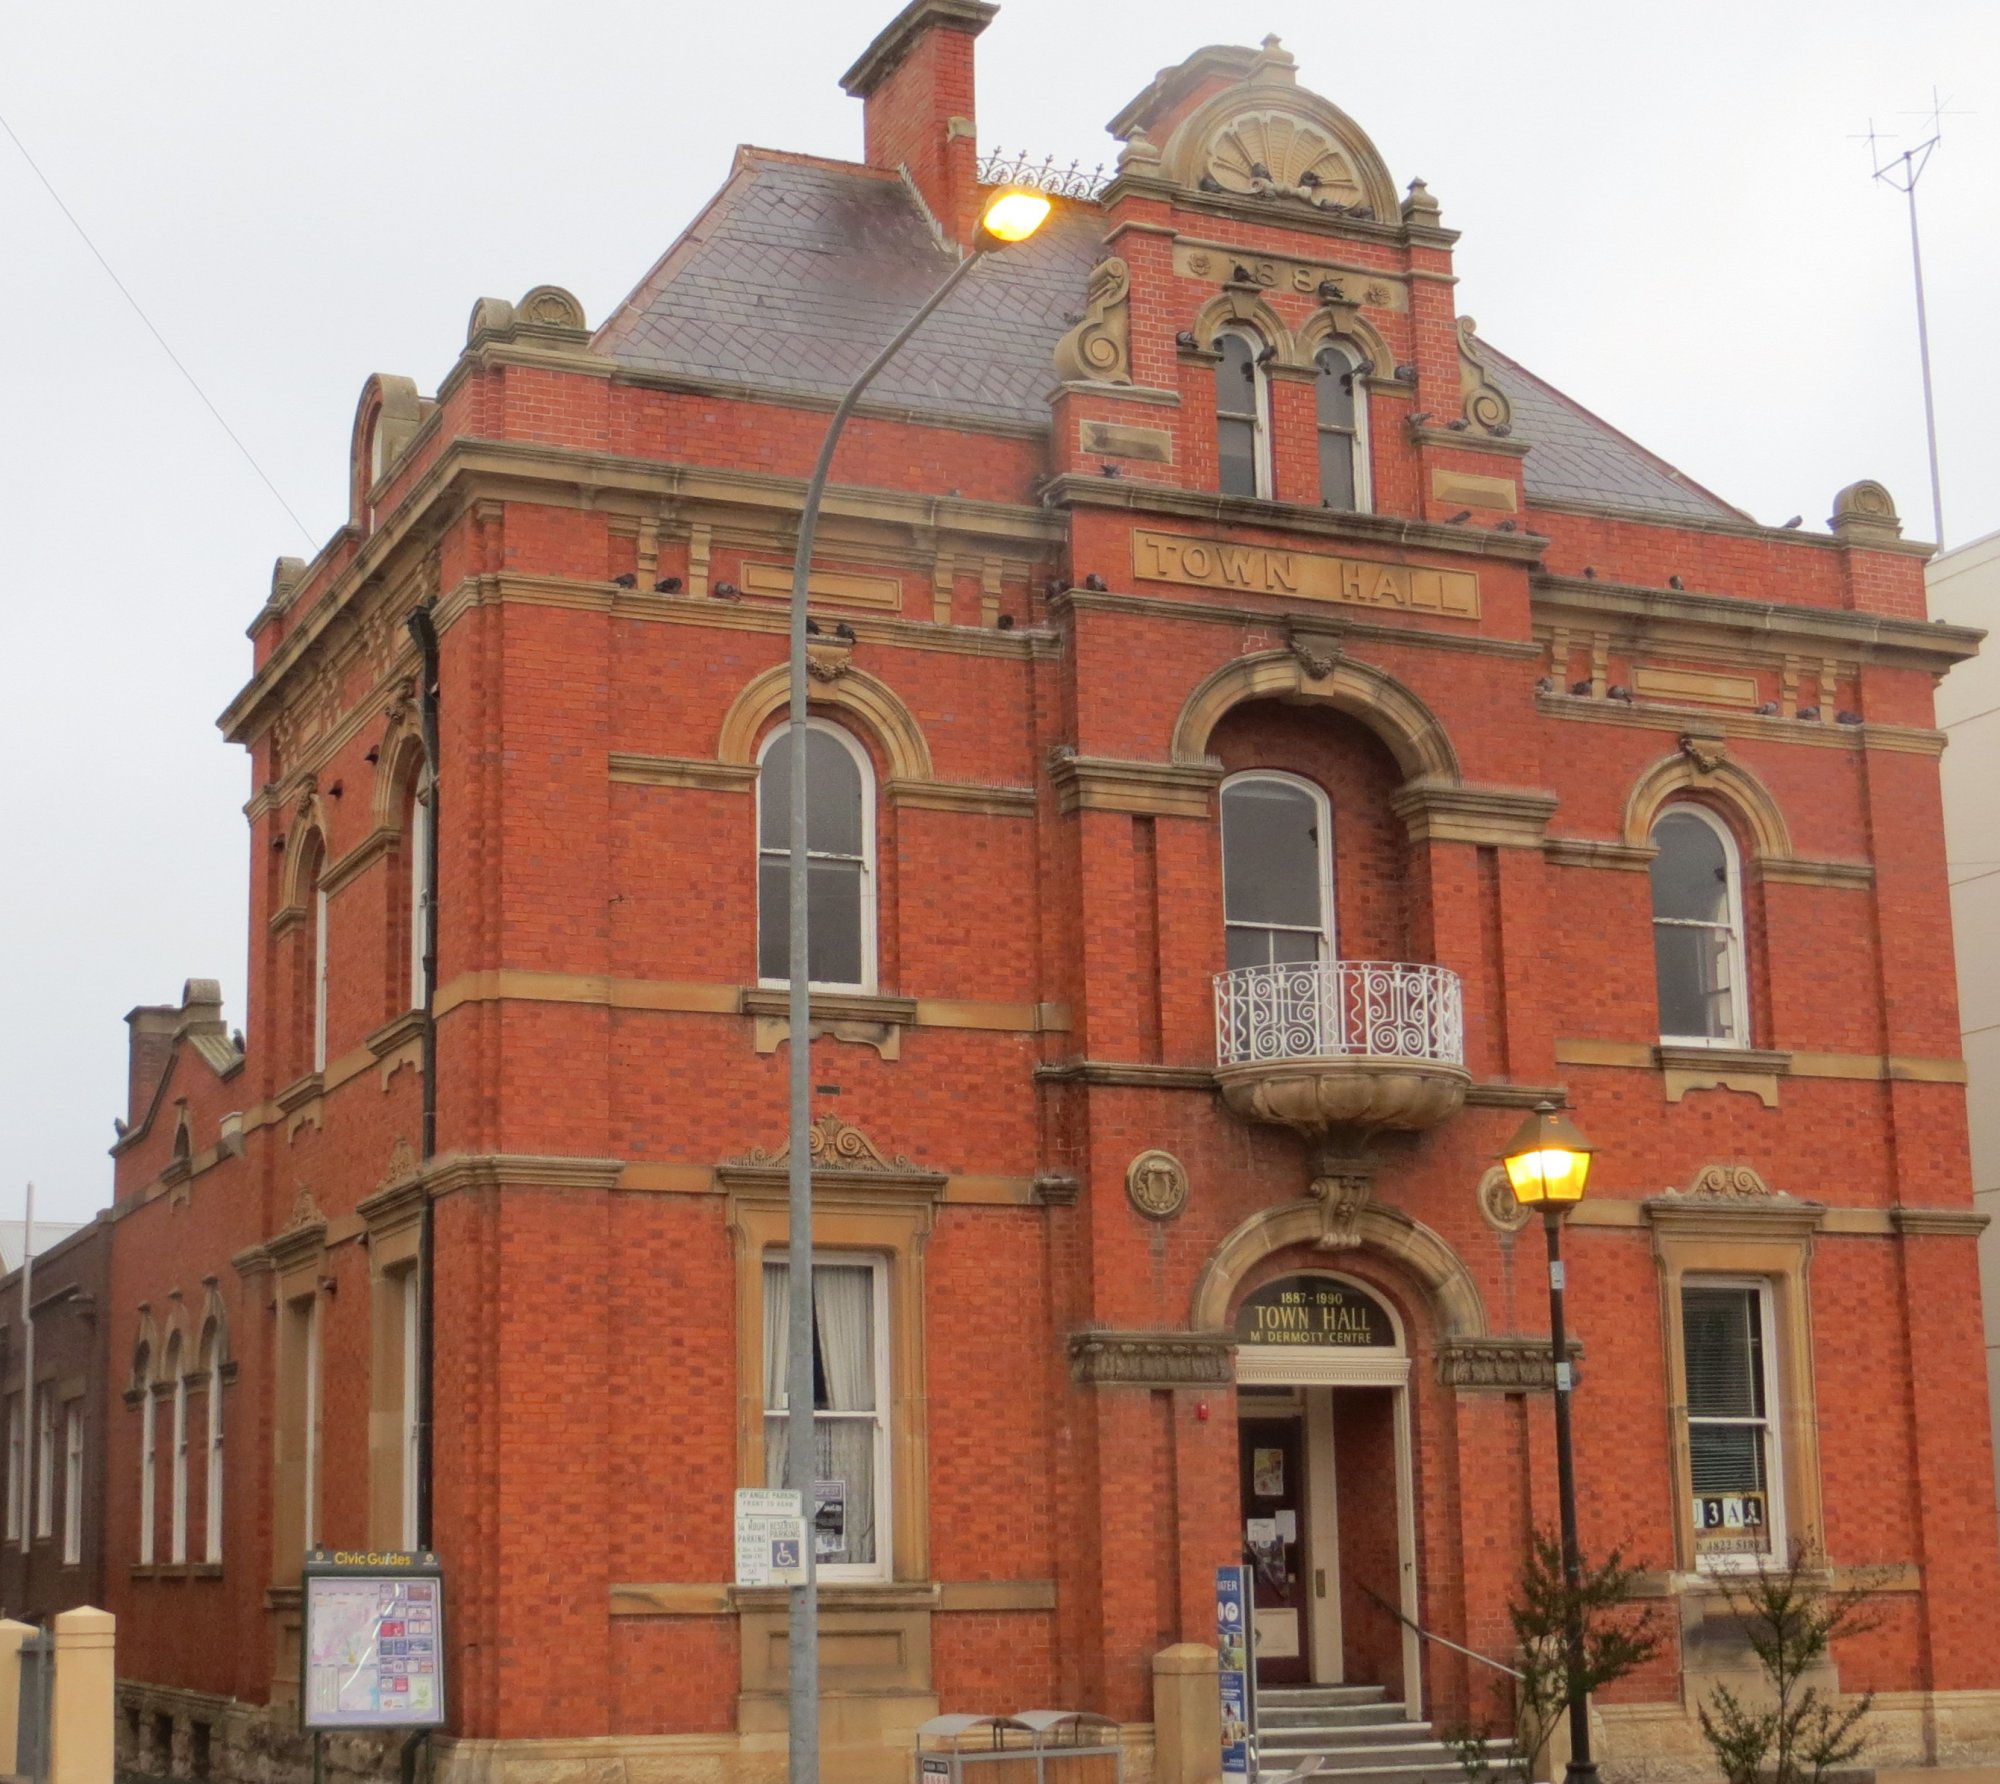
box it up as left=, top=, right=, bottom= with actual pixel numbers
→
left=974, top=151, right=1108, bottom=200
left=1213, top=960, right=1464, bottom=1068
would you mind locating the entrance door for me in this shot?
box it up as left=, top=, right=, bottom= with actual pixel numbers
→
left=1238, top=1412, right=1310, bottom=1686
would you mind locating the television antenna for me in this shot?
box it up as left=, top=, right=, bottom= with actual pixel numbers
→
left=1857, top=90, right=1965, bottom=546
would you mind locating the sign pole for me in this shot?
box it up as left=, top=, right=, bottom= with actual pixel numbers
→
left=20, top=1183, right=34, bottom=1560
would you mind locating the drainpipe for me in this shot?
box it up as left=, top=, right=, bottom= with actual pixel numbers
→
left=402, top=600, right=441, bottom=1784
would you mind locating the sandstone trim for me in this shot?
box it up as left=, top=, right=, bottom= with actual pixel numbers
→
left=1068, top=1329, right=1235, bottom=1388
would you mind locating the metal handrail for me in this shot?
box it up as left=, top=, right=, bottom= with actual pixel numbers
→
left=1356, top=1581, right=1523, bottom=1680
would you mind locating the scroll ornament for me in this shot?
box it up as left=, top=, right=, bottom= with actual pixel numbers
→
left=1054, top=258, right=1133, bottom=385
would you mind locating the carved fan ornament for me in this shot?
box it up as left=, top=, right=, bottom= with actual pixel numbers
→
left=1683, top=1163, right=1776, bottom=1199
left=735, top=1113, right=915, bottom=1174
left=1204, top=111, right=1364, bottom=208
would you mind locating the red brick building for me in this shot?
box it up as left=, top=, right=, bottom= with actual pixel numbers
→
left=105, top=6, right=1997, bottom=1783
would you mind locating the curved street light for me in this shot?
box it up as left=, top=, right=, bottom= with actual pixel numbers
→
left=780, top=185, right=1051, bottom=1784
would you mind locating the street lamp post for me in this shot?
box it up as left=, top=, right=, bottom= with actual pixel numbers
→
left=779, top=186, right=1051, bottom=1784
left=1502, top=1100, right=1599, bottom=1784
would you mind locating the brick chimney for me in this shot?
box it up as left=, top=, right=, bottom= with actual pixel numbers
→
left=123, top=1003, right=180, bottom=1131
left=841, top=0, right=998, bottom=246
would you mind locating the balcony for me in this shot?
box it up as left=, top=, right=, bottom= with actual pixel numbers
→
left=1213, top=960, right=1470, bottom=1140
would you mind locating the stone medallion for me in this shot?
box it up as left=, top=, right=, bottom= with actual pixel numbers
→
left=1126, top=1149, right=1189, bottom=1220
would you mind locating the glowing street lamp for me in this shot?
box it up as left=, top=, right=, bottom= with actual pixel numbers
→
left=778, top=180, right=1048, bottom=1784
left=1502, top=1101, right=1600, bottom=1784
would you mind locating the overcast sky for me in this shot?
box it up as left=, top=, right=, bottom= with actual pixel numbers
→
left=3, top=1, right=1996, bottom=1225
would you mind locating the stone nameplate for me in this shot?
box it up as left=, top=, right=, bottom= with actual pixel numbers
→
left=1134, top=529, right=1480, bottom=619
left=1173, top=241, right=1406, bottom=310
left=1236, top=1276, right=1395, bottom=1348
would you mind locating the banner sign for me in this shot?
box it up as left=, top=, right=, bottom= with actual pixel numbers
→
left=1216, top=1563, right=1255, bottom=1777
left=300, top=1549, right=446, bottom=1730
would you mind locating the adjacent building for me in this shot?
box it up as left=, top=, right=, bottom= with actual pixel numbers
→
left=1929, top=529, right=2000, bottom=1519
left=102, top=7, right=1997, bottom=1784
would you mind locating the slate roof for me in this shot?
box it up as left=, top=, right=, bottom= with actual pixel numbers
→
left=597, top=150, right=1743, bottom=521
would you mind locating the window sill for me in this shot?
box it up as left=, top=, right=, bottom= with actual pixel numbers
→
left=128, top=1562, right=224, bottom=1582
left=741, top=988, right=917, bottom=1061
left=367, top=1009, right=427, bottom=1058
left=1655, top=1044, right=1792, bottom=1109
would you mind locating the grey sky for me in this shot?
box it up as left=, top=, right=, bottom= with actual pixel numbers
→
left=3, top=0, right=1995, bottom=1223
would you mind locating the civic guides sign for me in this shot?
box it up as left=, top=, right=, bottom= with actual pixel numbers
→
left=300, top=1549, right=446, bottom=1729
left=1216, top=1564, right=1256, bottom=1777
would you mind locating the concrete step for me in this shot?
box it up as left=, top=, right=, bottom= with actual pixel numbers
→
left=1257, top=1762, right=1515, bottom=1784
left=1257, top=1686, right=1391, bottom=1708
left=1253, top=1722, right=1438, bottom=1748
left=1257, top=1705, right=1410, bottom=1731
left=1258, top=1741, right=1464, bottom=1772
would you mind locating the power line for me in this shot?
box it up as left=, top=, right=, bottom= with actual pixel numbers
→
left=0, top=107, right=317, bottom=548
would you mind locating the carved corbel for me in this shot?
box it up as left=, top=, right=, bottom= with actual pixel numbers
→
left=1457, top=317, right=1513, bottom=434
left=1308, top=1151, right=1373, bottom=1249
left=1678, top=730, right=1728, bottom=775
left=1053, top=258, right=1133, bottom=385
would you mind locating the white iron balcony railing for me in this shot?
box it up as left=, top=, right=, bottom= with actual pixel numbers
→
left=1214, top=960, right=1465, bottom=1069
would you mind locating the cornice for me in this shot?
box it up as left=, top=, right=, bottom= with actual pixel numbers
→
left=608, top=754, right=758, bottom=793
left=1406, top=424, right=1529, bottom=460
left=885, top=778, right=1037, bottom=815
left=1437, top=1336, right=1581, bottom=1393
left=1890, top=1207, right=1990, bottom=1238
left=1034, top=1060, right=1218, bottom=1091
left=1533, top=691, right=1944, bottom=758
left=1048, top=753, right=1224, bottom=819
left=421, top=1154, right=625, bottom=1199
left=221, top=438, right=1067, bottom=742
left=1068, top=1328, right=1235, bottom=1388
left=1042, top=475, right=1549, bottom=563
left=1390, top=778, right=1558, bottom=848
left=1049, top=585, right=1541, bottom=659
left=1097, top=170, right=1454, bottom=250
left=1645, top=1193, right=1827, bottom=1240
left=1532, top=574, right=1980, bottom=672
left=1545, top=836, right=1654, bottom=872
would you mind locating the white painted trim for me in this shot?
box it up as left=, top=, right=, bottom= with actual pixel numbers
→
left=1221, top=771, right=1337, bottom=966
left=755, top=719, right=879, bottom=994
left=1684, top=1273, right=1787, bottom=1573
left=1215, top=325, right=1274, bottom=500
left=1304, top=1387, right=1342, bottom=1684
left=1393, top=1383, right=1422, bottom=1719
left=1651, top=803, right=1750, bottom=1046
left=1238, top=1350, right=1411, bottom=1387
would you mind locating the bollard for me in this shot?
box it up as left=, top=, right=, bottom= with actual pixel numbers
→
left=0, top=1617, right=36, bottom=1775
left=50, top=1607, right=115, bottom=1784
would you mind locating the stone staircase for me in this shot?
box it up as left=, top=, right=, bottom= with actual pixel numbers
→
left=1255, top=1684, right=1508, bottom=1784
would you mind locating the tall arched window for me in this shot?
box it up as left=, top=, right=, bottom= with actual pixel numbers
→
left=406, top=774, right=431, bottom=1011
left=135, top=1344, right=156, bottom=1566
left=165, top=1333, right=187, bottom=1565
left=1315, top=344, right=1369, bottom=512
left=1221, top=773, right=1334, bottom=970
left=199, top=1323, right=224, bottom=1564
left=1214, top=329, right=1270, bottom=499
left=757, top=722, right=875, bottom=991
left=295, top=832, right=329, bottom=1077
left=1649, top=805, right=1747, bottom=1044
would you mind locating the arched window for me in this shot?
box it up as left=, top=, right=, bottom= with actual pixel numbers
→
left=295, top=834, right=329, bottom=1075
left=406, top=772, right=431, bottom=1011
left=135, top=1344, right=156, bottom=1566
left=757, top=722, right=875, bottom=991
left=1649, top=805, right=1747, bottom=1044
left=1214, top=329, right=1270, bottom=499
left=165, top=1333, right=187, bottom=1565
left=1221, top=773, right=1334, bottom=971
left=1315, top=344, right=1369, bottom=512
left=199, top=1324, right=223, bottom=1565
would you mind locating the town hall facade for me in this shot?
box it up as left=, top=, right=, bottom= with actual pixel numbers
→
left=100, top=6, right=1998, bottom=1783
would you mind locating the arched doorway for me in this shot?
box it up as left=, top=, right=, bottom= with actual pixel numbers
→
left=1233, top=1271, right=1422, bottom=1716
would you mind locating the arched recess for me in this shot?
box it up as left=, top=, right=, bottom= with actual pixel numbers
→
left=1297, top=307, right=1393, bottom=378
left=1190, top=290, right=1298, bottom=365
left=278, top=794, right=331, bottom=918
left=1190, top=1199, right=1488, bottom=1339
left=350, top=374, right=426, bottom=524
left=1622, top=753, right=1791, bottom=860
left=370, top=715, right=428, bottom=834
left=196, top=1281, right=230, bottom=1375
left=1173, top=650, right=1460, bottom=784
left=128, top=1309, right=162, bottom=1400
left=717, top=664, right=934, bottom=783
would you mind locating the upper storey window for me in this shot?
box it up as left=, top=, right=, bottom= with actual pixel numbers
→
left=757, top=722, right=875, bottom=991
left=1649, top=806, right=1747, bottom=1045
left=1221, top=773, right=1333, bottom=971
left=1315, top=344, right=1369, bottom=512
left=1214, top=330, right=1270, bottom=499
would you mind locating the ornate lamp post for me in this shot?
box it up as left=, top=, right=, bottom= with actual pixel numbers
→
left=1502, top=1100, right=1599, bottom=1784
left=779, top=184, right=1050, bottom=1784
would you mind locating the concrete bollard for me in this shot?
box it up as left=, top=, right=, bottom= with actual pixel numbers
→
left=0, top=1617, right=37, bottom=1775
left=50, top=1606, right=115, bottom=1784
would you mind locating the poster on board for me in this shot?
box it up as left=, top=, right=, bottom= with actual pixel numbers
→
left=300, top=1549, right=446, bottom=1730
left=1216, top=1563, right=1256, bottom=1777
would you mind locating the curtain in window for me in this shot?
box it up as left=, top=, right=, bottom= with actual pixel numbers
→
left=761, top=1262, right=878, bottom=1565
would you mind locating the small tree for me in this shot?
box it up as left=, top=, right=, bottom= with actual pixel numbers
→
left=1697, top=1543, right=1881, bottom=1784
left=1451, top=1529, right=1663, bottom=1783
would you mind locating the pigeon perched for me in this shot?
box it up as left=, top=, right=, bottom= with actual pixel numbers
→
left=655, top=576, right=682, bottom=594
left=612, top=572, right=637, bottom=588
left=1082, top=573, right=1109, bottom=592
left=1668, top=575, right=1685, bottom=590
left=833, top=622, right=856, bottom=644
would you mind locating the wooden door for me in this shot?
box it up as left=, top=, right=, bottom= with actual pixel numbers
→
left=1239, top=1414, right=1311, bottom=1686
